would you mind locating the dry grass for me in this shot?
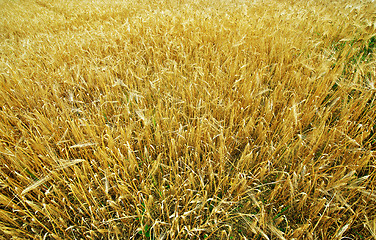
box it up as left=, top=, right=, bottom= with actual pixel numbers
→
left=1, top=0, right=376, bottom=239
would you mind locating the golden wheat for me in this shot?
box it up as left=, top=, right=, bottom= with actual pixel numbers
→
left=1, top=0, right=376, bottom=239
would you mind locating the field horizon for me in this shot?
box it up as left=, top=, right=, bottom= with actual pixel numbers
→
left=1, top=0, right=376, bottom=239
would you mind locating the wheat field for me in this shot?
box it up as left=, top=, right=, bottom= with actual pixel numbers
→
left=0, top=0, right=376, bottom=239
